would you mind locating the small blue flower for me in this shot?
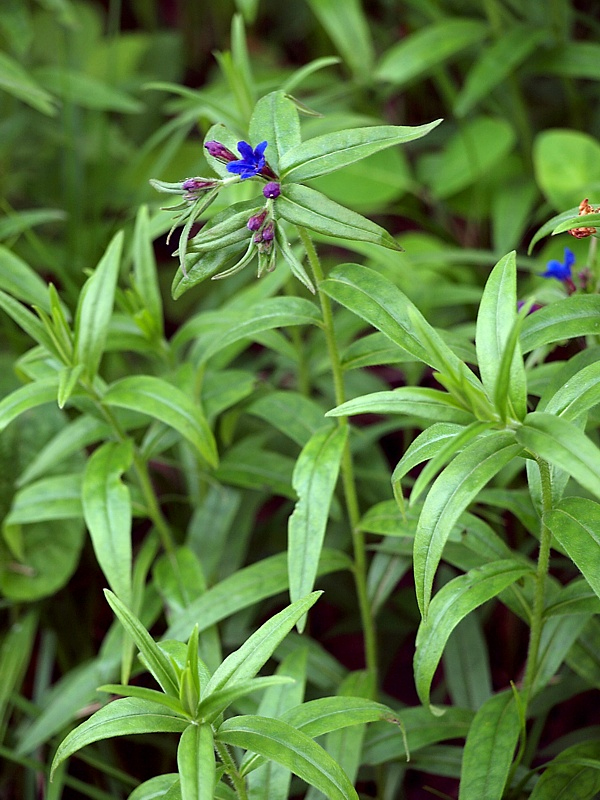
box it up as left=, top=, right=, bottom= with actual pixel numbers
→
left=226, top=141, right=268, bottom=180
left=541, top=247, right=575, bottom=281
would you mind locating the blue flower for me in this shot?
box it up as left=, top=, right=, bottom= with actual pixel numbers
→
left=541, top=247, right=575, bottom=281
left=226, top=141, right=268, bottom=180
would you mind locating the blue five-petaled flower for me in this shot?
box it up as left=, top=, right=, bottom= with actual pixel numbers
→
left=226, top=141, right=268, bottom=180
left=541, top=247, right=575, bottom=281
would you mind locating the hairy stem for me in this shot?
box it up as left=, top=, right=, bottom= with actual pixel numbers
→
left=215, top=740, right=248, bottom=800
left=297, top=226, right=378, bottom=689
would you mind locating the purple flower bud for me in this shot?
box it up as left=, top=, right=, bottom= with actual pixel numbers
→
left=205, top=141, right=237, bottom=162
left=261, top=221, right=275, bottom=242
left=247, top=210, right=267, bottom=231
left=263, top=182, right=281, bottom=199
left=182, top=178, right=217, bottom=193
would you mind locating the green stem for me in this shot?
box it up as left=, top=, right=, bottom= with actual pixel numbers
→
left=297, top=227, right=378, bottom=688
left=215, top=740, right=248, bottom=800
left=521, top=457, right=553, bottom=710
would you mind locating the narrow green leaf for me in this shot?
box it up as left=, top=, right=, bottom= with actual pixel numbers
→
left=391, top=423, right=466, bottom=503
left=0, top=289, right=57, bottom=353
left=0, top=50, right=57, bottom=114
left=178, top=724, right=216, bottom=800
left=83, top=441, right=133, bottom=606
left=249, top=91, right=301, bottom=173
left=165, top=550, right=351, bottom=642
left=217, top=715, right=358, bottom=800
left=244, top=648, right=308, bottom=800
left=544, top=579, right=600, bottom=619
left=364, top=706, right=473, bottom=764
left=128, top=775, right=179, bottom=800
left=58, top=364, right=84, bottom=409
left=527, top=205, right=579, bottom=253
left=193, top=297, right=322, bottom=366
left=242, top=695, right=397, bottom=776
left=279, top=121, right=441, bottom=183
left=544, top=361, right=600, bottom=421
left=305, top=0, right=374, bottom=79
left=247, top=392, right=327, bottom=447
left=455, top=27, right=545, bottom=117
left=414, top=561, right=531, bottom=709
left=458, top=690, right=521, bottom=800
left=516, top=412, right=600, bottom=501
left=414, top=431, right=522, bottom=616
left=0, top=610, right=38, bottom=736
left=520, top=296, right=600, bottom=353
left=276, top=185, right=401, bottom=251
left=475, top=251, right=526, bottom=420
left=529, top=742, right=600, bottom=799
left=411, top=422, right=493, bottom=508
left=133, top=206, right=163, bottom=335
left=51, top=697, right=188, bottom=777
left=532, top=41, right=600, bottom=80
left=36, top=67, right=143, bottom=113
left=546, top=498, right=600, bottom=602
left=74, top=231, right=124, bottom=379
left=196, top=676, right=294, bottom=723
left=173, top=241, right=248, bottom=299
left=376, top=19, right=488, bottom=86
left=327, top=388, right=474, bottom=425
left=17, top=415, right=110, bottom=486
left=204, top=592, right=321, bottom=695
left=0, top=380, right=58, bottom=433
left=0, top=246, right=54, bottom=309
left=443, top=612, right=492, bottom=710
left=98, top=684, right=185, bottom=716
left=103, top=375, right=217, bottom=467
left=3, top=474, right=82, bottom=526
left=104, top=590, right=179, bottom=697
left=288, top=425, right=347, bottom=628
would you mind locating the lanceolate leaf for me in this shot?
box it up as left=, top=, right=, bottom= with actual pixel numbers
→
left=391, top=423, right=466, bottom=497
left=276, top=185, right=401, bottom=251
left=455, top=27, right=545, bottom=117
left=0, top=380, right=58, bottom=433
left=242, top=695, right=397, bottom=776
left=0, top=290, right=57, bottom=354
left=546, top=498, right=600, bottom=602
left=178, top=724, right=216, bottom=800
left=414, top=431, right=522, bottom=617
left=529, top=742, right=600, bottom=800
left=414, top=561, right=531, bottom=709
left=376, top=19, right=488, bottom=86
left=327, top=388, right=474, bottom=425
left=50, top=697, right=188, bottom=777
left=165, top=550, right=351, bottom=641
left=279, top=121, right=441, bottom=183
left=458, top=690, right=521, bottom=800
left=249, top=91, right=301, bottom=173
left=544, top=360, right=600, bottom=421
left=133, top=206, right=163, bottom=335
left=82, top=441, right=133, bottom=606
left=102, top=375, right=217, bottom=467
left=520, top=296, right=600, bottom=353
left=74, top=231, right=124, bottom=380
left=516, top=412, right=600, bottom=501
left=305, top=0, right=374, bottom=80
left=104, top=590, right=179, bottom=697
left=197, top=677, right=294, bottom=723
left=288, top=425, right=347, bottom=627
left=475, top=251, right=526, bottom=420
left=204, top=592, right=322, bottom=695
left=217, top=715, right=359, bottom=800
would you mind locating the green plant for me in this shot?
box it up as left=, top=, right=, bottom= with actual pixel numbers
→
left=3, top=3, right=600, bottom=799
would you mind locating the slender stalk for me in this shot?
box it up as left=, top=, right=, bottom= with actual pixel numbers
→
left=297, top=227, right=378, bottom=688
left=215, top=740, right=248, bottom=800
left=521, top=457, right=553, bottom=709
